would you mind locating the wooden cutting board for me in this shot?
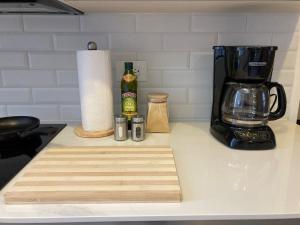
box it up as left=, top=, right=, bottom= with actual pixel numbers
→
left=4, top=146, right=181, bottom=204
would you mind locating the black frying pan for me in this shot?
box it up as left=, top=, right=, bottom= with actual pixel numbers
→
left=0, top=116, right=40, bottom=143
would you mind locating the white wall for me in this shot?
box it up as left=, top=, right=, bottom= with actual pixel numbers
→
left=0, top=13, right=299, bottom=123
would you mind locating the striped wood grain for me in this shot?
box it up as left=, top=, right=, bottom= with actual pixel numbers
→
left=4, top=146, right=181, bottom=204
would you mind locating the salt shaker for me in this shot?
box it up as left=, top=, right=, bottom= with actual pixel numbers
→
left=131, top=115, right=145, bottom=142
left=114, top=115, right=128, bottom=141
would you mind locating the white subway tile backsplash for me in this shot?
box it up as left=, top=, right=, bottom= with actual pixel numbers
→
left=137, top=104, right=147, bottom=116
left=3, top=70, right=56, bottom=87
left=163, top=70, right=213, bottom=87
left=113, top=88, right=121, bottom=104
left=274, top=51, right=297, bottom=70
left=0, top=88, right=31, bottom=103
left=29, top=53, right=76, bottom=70
left=0, top=52, right=27, bottom=69
left=80, top=13, right=135, bottom=32
left=169, top=104, right=211, bottom=121
left=0, top=15, right=22, bottom=31
left=272, top=33, right=299, bottom=51
left=111, top=52, right=137, bottom=61
left=0, top=105, right=6, bottom=117
left=247, top=13, right=300, bottom=32
left=111, top=51, right=137, bottom=62
left=114, top=104, right=121, bottom=115
left=192, top=15, right=246, bottom=32
left=110, top=33, right=162, bottom=51
left=137, top=52, right=189, bottom=69
left=189, top=88, right=212, bottom=104
left=60, top=105, right=81, bottom=121
left=272, top=70, right=295, bottom=86
left=218, top=33, right=272, bottom=45
left=24, top=15, right=80, bottom=32
left=33, top=88, right=80, bottom=103
left=57, top=71, right=78, bottom=87
left=0, top=74, right=3, bottom=87
left=164, top=33, right=217, bottom=50
left=0, top=34, right=53, bottom=51
left=136, top=14, right=190, bottom=32
left=286, top=87, right=293, bottom=102
left=111, top=52, right=137, bottom=72
left=7, top=105, right=59, bottom=120
left=0, top=12, right=297, bottom=122
left=190, top=52, right=213, bottom=70
left=54, top=34, right=109, bottom=51
left=113, top=69, right=121, bottom=83
left=139, top=70, right=163, bottom=88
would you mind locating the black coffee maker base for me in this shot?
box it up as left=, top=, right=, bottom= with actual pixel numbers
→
left=210, top=122, right=276, bottom=150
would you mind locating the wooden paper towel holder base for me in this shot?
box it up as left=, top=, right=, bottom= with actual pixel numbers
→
left=74, top=126, right=114, bottom=138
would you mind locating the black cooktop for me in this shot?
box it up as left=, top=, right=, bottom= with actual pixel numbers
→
left=0, top=124, right=66, bottom=190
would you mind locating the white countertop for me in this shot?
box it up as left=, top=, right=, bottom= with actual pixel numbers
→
left=1, top=120, right=300, bottom=223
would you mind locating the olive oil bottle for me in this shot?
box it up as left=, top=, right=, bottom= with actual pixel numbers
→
left=121, top=62, right=137, bottom=129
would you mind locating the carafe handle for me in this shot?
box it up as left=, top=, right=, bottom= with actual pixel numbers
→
left=266, top=82, right=287, bottom=121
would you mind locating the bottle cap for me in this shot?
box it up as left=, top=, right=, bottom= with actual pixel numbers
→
left=125, top=62, right=133, bottom=70
left=132, top=115, right=144, bottom=123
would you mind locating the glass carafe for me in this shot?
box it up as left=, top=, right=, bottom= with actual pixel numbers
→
left=221, top=82, right=286, bottom=127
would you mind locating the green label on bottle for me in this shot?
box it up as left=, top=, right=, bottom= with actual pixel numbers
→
left=122, top=92, right=137, bottom=113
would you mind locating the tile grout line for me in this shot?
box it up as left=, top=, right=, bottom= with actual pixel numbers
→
left=58, top=104, right=63, bottom=121
left=161, top=33, right=165, bottom=51
left=0, top=70, right=3, bottom=88
left=134, top=13, right=138, bottom=33
left=108, top=33, right=112, bottom=50
left=21, top=15, right=25, bottom=32
left=245, top=13, right=248, bottom=32
left=79, top=15, right=83, bottom=32
left=189, top=13, right=192, bottom=32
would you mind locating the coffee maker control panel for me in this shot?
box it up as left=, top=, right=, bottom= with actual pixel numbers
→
left=234, top=129, right=270, bottom=142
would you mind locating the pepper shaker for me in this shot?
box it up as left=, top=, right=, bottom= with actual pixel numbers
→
left=114, top=115, right=128, bottom=141
left=131, top=115, right=145, bottom=142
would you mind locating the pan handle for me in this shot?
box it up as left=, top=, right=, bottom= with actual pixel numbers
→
left=19, top=126, right=58, bottom=138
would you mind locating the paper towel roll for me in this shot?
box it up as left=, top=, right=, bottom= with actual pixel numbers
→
left=77, top=50, right=113, bottom=132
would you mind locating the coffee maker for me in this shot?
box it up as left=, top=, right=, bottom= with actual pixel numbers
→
left=211, top=46, right=287, bottom=150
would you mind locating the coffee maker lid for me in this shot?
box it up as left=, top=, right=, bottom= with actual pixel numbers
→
left=213, top=45, right=278, bottom=50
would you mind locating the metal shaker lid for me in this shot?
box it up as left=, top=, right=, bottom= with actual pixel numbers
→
left=114, top=115, right=127, bottom=123
left=132, top=115, right=144, bottom=123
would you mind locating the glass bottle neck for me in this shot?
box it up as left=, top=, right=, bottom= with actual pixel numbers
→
left=124, top=69, right=134, bottom=74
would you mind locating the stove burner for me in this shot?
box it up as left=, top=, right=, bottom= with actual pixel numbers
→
left=0, top=124, right=65, bottom=189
